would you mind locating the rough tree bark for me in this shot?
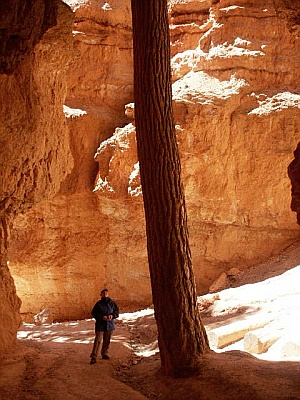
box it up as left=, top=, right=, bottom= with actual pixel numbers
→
left=131, top=0, right=209, bottom=377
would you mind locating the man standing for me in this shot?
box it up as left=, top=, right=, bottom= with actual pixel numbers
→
left=90, top=288, right=119, bottom=364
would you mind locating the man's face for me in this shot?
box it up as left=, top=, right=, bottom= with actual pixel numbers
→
left=101, top=290, right=108, bottom=298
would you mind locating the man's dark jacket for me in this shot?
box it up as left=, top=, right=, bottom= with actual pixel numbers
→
left=92, top=297, right=119, bottom=332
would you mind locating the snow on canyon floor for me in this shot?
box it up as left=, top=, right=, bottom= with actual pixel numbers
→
left=1, top=253, right=300, bottom=399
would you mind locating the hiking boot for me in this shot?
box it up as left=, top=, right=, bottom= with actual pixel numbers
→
left=90, top=359, right=96, bottom=364
left=102, top=355, right=109, bottom=360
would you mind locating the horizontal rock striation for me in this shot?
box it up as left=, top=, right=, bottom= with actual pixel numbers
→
left=8, top=0, right=139, bottom=322
left=94, top=0, right=300, bottom=294
left=6, top=0, right=300, bottom=323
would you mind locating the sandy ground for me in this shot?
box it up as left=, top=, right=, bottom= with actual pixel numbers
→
left=1, top=242, right=300, bottom=400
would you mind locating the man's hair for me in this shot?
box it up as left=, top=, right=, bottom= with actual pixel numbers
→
left=101, top=288, right=108, bottom=294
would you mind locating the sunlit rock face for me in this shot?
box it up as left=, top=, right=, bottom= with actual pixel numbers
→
left=65, top=0, right=133, bottom=133
left=169, top=0, right=300, bottom=289
left=7, top=0, right=300, bottom=323
left=0, top=0, right=74, bottom=350
left=94, top=0, right=300, bottom=293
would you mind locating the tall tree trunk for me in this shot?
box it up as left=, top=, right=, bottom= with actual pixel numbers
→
left=131, top=0, right=209, bottom=377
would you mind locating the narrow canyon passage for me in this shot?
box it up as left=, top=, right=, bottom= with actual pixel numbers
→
left=1, top=1, right=300, bottom=396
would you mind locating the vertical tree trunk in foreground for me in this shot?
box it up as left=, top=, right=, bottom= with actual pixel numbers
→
left=131, top=0, right=209, bottom=377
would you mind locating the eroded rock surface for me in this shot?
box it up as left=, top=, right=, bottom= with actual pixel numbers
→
left=6, top=0, right=300, bottom=324
left=94, top=0, right=300, bottom=293
left=0, top=0, right=74, bottom=350
left=8, top=0, right=139, bottom=322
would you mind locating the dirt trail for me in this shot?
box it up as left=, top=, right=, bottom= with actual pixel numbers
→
left=1, top=241, right=300, bottom=400
left=1, top=307, right=299, bottom=400
left=0, top=323, right=147, bottom=400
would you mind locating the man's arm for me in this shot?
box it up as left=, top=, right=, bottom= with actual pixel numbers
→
left=92, top=301, right=102, bottom=319
left=113, top=302, right=119, bottom=319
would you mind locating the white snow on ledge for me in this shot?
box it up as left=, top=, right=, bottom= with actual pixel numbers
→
left=172, top=71, right=247, bottom=104
left=201, top=265, right=300, bottom=361
left=63, top=105, right=87, bottom=118
left=249, top=92, right=300, bottom=115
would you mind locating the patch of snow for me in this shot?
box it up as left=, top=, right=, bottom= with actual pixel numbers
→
left=128, top=162, right=142, bottom=197
left=62, top=0, right=86, bottom=12
left=63, top=105, right=87, bottom=118
left=220, top=6, right=245, bottom=12
left=172, top=71, right=247, bottom=103
left=119, top=308, right=154, bottom=323
left=203, top=266, right=300, bottom=361
left=249, top=92, right=300, bottom=115
left=207, top=43, right=264, bottom=59
left=133, top=341, right=159, bottom=358
left=93, top=178, right=115, bottom=193
left=102, top=2, right=112, bottom=10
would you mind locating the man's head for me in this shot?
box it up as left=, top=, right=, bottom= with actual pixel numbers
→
left=101, top=288, right=109, bottom=298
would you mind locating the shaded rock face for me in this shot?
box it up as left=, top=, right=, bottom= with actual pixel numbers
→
left=8, top=0, right=138, bottom=322
left=6, top=0, right=300, bottom=324
left=288, top=142, right=300, bottom=224
left=0, top=0, right=58, bottom=74
left=274, top=0, right=300, bottom=38
left=0, top=0, right=74, bottom=351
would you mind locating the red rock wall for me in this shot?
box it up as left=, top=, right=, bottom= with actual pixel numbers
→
left=94, top=0, right=300, bottom=295
left=8, top=0, right=139, bottom=322
left=274, top=0, right=300, bottom=37
left=169, top=0, right=300, bottom=289
left=0, top=0, right=74, bottom=350
left=6, top=0, right=300, bottom=323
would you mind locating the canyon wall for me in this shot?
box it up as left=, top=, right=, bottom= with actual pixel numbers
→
left=92, top=0, right=300, bottom=301
left=274, top=0, right=300, bottom=38
left=6, top=0, right=300, bottom=323
left=8, top=0, right=138, bottom=322
left=0, top=0, right=74, bottom=350
left=168, top=0, right=300, bottom=289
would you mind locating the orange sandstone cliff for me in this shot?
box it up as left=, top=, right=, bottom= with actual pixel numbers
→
left=3, top=0, right=300, bottom=327
left=8, top=0, right=137, bottom=322
left=93, top=0, right=300, bottom=304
